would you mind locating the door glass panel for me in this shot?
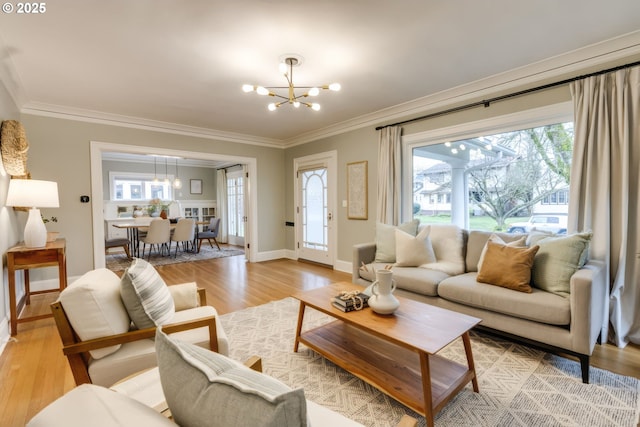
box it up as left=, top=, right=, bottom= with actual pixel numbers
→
left=227, top=175, right=245, bottom=238
left=302, top=168, right=327, bottom=251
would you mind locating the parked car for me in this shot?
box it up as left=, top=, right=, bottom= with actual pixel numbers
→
left=507, top=214, right=567, bottom=234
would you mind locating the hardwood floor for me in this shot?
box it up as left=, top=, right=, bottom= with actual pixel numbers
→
left=1, top=255, right=638, bottom=426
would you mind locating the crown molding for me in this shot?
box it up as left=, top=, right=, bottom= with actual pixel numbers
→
left=20, top=102, right=285, bottom=148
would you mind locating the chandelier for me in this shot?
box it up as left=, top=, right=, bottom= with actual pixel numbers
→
left=242, top=55, right=340, bottom=111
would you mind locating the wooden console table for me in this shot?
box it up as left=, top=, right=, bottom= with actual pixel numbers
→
left=6, top=238, right=67, bottom=336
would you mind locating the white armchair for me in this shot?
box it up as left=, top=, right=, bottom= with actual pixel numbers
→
left=51, top=266, right=228, bottom=387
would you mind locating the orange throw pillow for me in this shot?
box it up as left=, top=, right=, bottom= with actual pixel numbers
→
left=476, top=242, right=539, bottom=293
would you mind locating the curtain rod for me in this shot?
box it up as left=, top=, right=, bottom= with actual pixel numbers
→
left=218, top=163, right=242, bottom=171
left=375, top=59, right=640, bottom=131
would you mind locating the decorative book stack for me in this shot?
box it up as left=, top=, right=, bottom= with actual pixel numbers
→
left=332, top=292, right=370, bottom=312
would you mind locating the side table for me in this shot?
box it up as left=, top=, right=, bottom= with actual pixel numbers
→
left=6, top=238, right=67, bottom=336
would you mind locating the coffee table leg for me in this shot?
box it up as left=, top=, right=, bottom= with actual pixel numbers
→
left=462, top=332, right=479, bottom=393
left=419, top=351, right=435, bottom=427
left=293, top=302, right=306, bottom=352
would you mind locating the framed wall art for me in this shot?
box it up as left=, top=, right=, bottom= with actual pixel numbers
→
left=190, top=179, right=203, bottom=194
left=347, top=160, right=368, bottom=220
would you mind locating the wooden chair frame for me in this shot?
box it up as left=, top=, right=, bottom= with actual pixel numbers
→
left=51, top=288, right=218, bottom=386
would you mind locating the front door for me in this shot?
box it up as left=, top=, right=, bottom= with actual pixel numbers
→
left=295, top=152, right=336, bottom=266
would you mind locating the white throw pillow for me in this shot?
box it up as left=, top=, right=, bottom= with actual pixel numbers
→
left=395, top=226, right=436, bottom=267
left=374, top=219, right=419, bottom=263
left=120, top=258, right=175, bottom=329
left=420, top=224, right=466, bottom=275
left=58, top=268, right=131, bottom=359
left=27, top=384, right=175, bottom=427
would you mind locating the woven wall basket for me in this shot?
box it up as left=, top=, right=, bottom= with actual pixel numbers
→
left=0, top=120, right=29, bottom=176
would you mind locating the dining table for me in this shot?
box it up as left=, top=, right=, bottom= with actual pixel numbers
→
left=112, top=219, right=207, bottom=258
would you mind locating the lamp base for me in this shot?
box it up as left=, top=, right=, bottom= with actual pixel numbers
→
left=24, top=208, right=47, bottom=248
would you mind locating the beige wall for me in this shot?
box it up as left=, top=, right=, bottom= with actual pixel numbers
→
left=19, top=114, right=286, bottom=278
left=284, top=84, right=575, bottom=262
left=0, top=79, right=22, bottom=339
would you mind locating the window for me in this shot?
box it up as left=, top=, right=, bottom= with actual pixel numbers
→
left=404, top=104, right=573, bottom=231
left=109, top=172, right=174, bottom=201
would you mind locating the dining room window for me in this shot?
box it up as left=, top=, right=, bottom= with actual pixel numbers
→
left=110, top=172, right=174, bottom=201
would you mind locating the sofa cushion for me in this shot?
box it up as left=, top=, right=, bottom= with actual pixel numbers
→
left=389, top=267, right=450, bottom=297
left=374, top=219, right=419, bottom=263
left=120, top=258, right=175, bottom=329
left=58, top=268, right=131, bottom=360
left=420, top=224, right=466, bottom=275
left=532, top=232, right=592, bottom=296
left=155, top=329, right=307, bottom=427
left=476, top=242, right=539, bottom=293
left=438, top=273, right=571, bottom=325
left=394, top=225, right=436, bottom=267
left=466, top=230, right=528, bottom=272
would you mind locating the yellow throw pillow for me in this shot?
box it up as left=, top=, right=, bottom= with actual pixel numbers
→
left=477, top=242, right=540, bottom=293
left=477, top=234, right=527, bottom=271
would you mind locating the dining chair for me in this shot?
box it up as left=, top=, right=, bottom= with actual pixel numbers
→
left=141, top=219, right=171, bottom=259
left=197, top=217, right=221, bottom=252
left=171, top=218, right=196, bottom=257
left=104, top=237, right=131, bottom=259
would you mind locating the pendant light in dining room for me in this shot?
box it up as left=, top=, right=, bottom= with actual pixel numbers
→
left=153, top=157, right=159, bottom=182
left=173, top=158, right=182, bottom=189
left=164, top=158, right=170, bottom=184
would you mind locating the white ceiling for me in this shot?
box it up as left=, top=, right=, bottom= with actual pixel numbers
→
left=1, top=0, right=639, bottom=147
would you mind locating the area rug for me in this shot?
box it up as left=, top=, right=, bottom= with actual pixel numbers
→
left=106, top=244, right=244, bottom=271
left=219, top=297, right=640, bottom=427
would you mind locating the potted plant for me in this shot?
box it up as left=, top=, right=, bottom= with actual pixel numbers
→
left=42, top=215, right=59, bottom=242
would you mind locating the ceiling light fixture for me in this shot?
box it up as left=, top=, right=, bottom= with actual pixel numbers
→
left=153, top=157, right=159, bottom=182
left=173, top=159, right=182, bottom=189
left=242, top=55, right=340, bottom=112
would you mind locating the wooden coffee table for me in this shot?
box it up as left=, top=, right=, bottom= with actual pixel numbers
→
left=292, top=282, right=481, bottom=427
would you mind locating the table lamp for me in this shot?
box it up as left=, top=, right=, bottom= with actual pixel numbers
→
left=6, top=179, right=60, bottom=248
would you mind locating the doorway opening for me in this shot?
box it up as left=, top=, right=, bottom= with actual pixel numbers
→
left=90, top=141, right=258, bottom=268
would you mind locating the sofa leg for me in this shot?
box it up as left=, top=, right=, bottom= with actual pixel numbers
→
left=579, top=355, right=590, bottom=384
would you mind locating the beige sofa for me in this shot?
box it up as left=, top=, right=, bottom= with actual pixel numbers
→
left=352, top=224, right=606, bottom=383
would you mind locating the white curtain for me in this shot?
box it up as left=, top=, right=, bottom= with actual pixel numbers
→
left=216, top=168, right=228, bottom=243
left=377, top=126, right=402, bottom=225
left=569, top=65, right=640, bottom=347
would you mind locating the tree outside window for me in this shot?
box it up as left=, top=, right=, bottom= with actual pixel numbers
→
left=413, top=122, right=573, bottom=231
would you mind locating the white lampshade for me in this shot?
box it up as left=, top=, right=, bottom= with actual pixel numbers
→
left=6, top=179, right=59, bottom=248
left=6, top=179, right=59, bottom=208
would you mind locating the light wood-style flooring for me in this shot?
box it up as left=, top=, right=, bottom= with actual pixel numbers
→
left=1, top=255, right=639, bottom=426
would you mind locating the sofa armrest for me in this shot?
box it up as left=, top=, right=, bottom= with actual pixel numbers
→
left=353, top=242, right=377, bottom=282
left=569, top=259, right=606, bottom=355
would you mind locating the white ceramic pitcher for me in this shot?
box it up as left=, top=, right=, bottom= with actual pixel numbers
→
left=368, top=269, right=400, bottom=315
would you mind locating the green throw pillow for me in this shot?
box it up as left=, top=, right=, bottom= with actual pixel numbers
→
left=374, top=219, right=419, bottom=263
left=155, top=329, right=307, bottom=427
left=120, top=258, right=175, bottom=329
left=532, top=232, right=592, bottom=297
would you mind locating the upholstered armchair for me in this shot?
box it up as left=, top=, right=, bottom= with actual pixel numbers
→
left=28, top=328, right=418, bottom=427
left=51, top=261, right=228, bottom=387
